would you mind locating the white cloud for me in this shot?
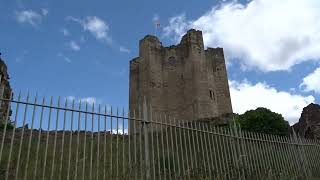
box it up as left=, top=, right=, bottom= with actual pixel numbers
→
left=61, top=28, right=69, bottom=36
left=69, top=41, right=80, bottom=51
left=119, top=46, right=130, bottom=53
left=300, top=67, right=320, bottom=93
left=66, top=96, right=98, bottom=105
left=229, top=80, right=315, bottom=124
left=163, top=14, right=188, bottom=42
left=163, top=0, right=320, bottom=72
left=41, top=8, right=48, bottom=16
left=15, top=10, right=43, bottom=26
left=66, top=96, right=76, bottom=101
left=67, top=16, right=111, bottom=43
left=80, top=97, right=97, bottom=104
left=57, top=53, right=71, bottom=63
left=111, top=128, right=128, bottom=135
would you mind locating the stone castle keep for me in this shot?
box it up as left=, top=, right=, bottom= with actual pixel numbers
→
left=129, top=29, right=233, bottom=128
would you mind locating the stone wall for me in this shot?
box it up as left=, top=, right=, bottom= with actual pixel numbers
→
left=0, top=57, right=12, bottom=123
left=292, top=103, right=320, bottom=139
left=129, top=29, right=233, bottom=133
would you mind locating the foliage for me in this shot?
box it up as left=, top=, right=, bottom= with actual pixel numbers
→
left=0, top=120, right=14, bottom=131
left=236, top=107, right=290, bottom=136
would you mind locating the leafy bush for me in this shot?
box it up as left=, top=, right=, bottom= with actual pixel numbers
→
left=236, top=107, right=290, bottom=136
left=0, top=120, right=14, bottom=131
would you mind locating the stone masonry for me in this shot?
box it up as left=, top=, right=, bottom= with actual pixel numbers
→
left=129, top=29, right=233, bottom=132
left=0, top=56, right=12, bottom=123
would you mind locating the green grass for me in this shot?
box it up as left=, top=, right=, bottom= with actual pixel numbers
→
left=0, top=126, right=319, bottom=180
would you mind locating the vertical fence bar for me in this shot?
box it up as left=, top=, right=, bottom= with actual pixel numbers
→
left=143, top=99, right=151, bottom=180
left=235, top=124, right=245, bottom=179
left=178, top=121, right=185, bottom=178
left=41, top=96, right=53, bottom=180
left=208, top=125, right=219, bottom=179
left=292, top=130, right=307, bottom=178
left=89, top=104, right=95, bottom=179
left=191, top=122, right=198, bottom=177
left=149, top=106, right=155, bottom=180
left=122, top=108, right=125, bottom=179
left=228, top=128, right=236, bottom=179
left=242, top=131, right=253, bottom=178
left=239, top=125, right=249, bottom=179
left=81, top=103, right=88, bottom=180
left=110, top=107, right=113, bottom=178
left=133, top=110, right=137, bottom=180
left=218, top=127, right=227, bottom=179
left=271, top=134, right=282, bottom=177
left=156, top=113, right=161, bottom=179
left=128, top=110, right=131, bottom=178
left=249, top=132, right=257, bottom=178
left=251, top=132, right=263, bottom=177
left=103, top=105, right=107, bottom=180
left=264, top=133, right=273, bottom=178
left=168, top=116, right=176, bottom=180
left=299, top=136, right=311, bottom=177
left=265, top=134, right=277, bottom=177
left=222, top=127, right=231, bottom=180
left=193, top=122, right=201, bottom=177
left=96, top=105, right=101, bottom=180
left=58, top=98, right=68, bottom=180
left=14, top=93, right=30, bottom=180
left=279, top=135, right=290, bottom=177
left=173, top=118, right=181, bottom=178
left=185, top=122, right=193, bottom=178
left=139, top=106, right=143, bottom=179
left=285, top=135, right=296, bottom=177
left=50, top=97, right=61, bottom=180
left=0, top=92, right=12, bottom=165
left=160, top=114, right=166, bottom=180
left=257, top=133, right=266, bottom=177
left=186, top=121, right=194, bottom=179
left=197, top=123, right=206, bottom=177
left=74, top=100, right=82, bottom=180
left=23, top=94, right=38, bottom=180
left=304, top=138, right=312, bottom=176
left=164, top=115, right=171, bottom=180
left=183, top=121, right=191, bottom=180
left=116, top=107, right=119, bottom=179
left=202, top=123, right=211, bottom=179
left=242, top=130, right=252, bottom=177
left=212, top=126, right=223, bottom=179
left=209, top=125, right=218, bottom=178
left=33, top=96, right=45, bottom=179
left=312, top=139, right=320, bottom=175
left=66, top=99, right=75, bottom=180
left=266, top=134, right=280, bottom=177
left=279, top=135, right=288, bottom=177
left=5, top=93, right=21, bottom=180
left=309, top=139, right=317, bottom=176
left=205, top=124, right=215, bottom=178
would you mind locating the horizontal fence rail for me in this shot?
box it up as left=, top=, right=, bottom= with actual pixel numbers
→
left=0, top=93, right=319, bottom=180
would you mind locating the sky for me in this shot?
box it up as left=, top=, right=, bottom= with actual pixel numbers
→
left=1, top=0, right=320, bottom=125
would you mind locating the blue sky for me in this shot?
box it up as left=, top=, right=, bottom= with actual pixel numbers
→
left=1, top=0, right=320, bottom=125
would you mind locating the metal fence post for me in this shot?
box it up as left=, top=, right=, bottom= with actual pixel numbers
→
left=292, top=129, right=307, bottom=178
left=232, top=120, right=244, bottom=180
left=143, top=98, right=151, bottom=180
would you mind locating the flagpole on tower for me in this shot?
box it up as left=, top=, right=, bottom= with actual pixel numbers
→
left=154, top=20, right=160, bottom=37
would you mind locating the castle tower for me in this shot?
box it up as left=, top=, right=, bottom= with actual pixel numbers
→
left=129, top=29, right=232, bottom=132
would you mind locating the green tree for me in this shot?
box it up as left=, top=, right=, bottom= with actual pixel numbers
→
left=236, top=107, right=290, bottom=136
